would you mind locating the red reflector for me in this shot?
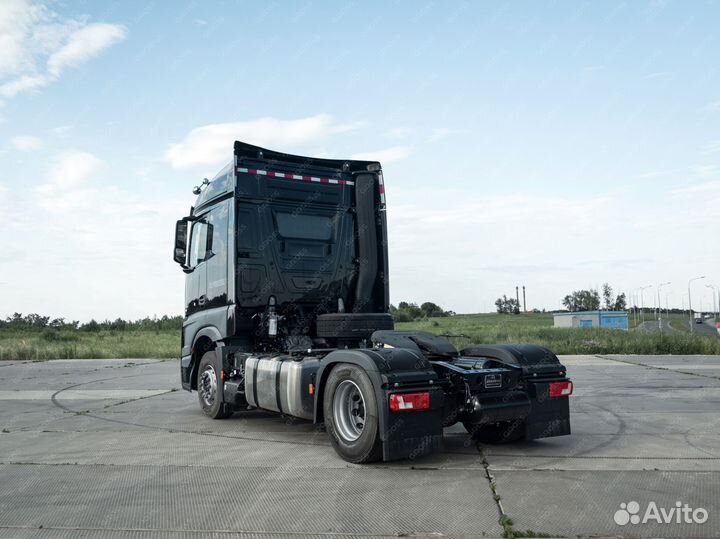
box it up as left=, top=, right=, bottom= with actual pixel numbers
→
left=549, top=381, right=573, bottom=398
left=389, top=392, right=430, bottom=412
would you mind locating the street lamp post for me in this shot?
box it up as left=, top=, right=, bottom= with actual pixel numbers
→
left=639, top=285, right=652, bottom=326
left=657, top=282, right=671, bottom=333
left=706, top=284, right=718, bottom=320
left=688, top=276, right=706, bottom=333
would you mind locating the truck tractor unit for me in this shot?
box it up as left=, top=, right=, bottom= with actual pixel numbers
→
left=172, top=141, right=572, bottom=463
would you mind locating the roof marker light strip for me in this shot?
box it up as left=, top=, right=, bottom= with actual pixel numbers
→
left=237, top=167, right=354, bottom=186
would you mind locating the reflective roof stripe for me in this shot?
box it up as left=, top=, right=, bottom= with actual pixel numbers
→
left=237, top=167, right=354, bottom=186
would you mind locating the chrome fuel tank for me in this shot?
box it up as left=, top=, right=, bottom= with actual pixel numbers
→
left=244, top=355, right=320, bottom=420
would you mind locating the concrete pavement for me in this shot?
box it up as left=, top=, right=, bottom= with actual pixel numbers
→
left=1, top=354, right=719, bottom=538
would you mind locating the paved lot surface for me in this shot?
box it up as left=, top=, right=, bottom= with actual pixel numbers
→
left=0, top=355, right=719, bottom=538
left=640, top=318, right=719, bottom=337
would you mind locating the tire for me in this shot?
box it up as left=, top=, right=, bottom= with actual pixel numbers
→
left=464, top=419, right=526, bottom=444
left=323, top=364, right=382, bottom=463
left=316, top=313, right=393, bottom=340
left=197, top=351, right=233, bottom=419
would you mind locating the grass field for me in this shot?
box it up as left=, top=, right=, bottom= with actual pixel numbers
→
left=1, top=313, right=719, bottom=360
left=0, top=329, right=179, bottom=361
left=398, top=313, right=720, bottom=355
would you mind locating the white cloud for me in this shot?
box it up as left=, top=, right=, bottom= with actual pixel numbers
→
left=703, top=101, right=720, bottom=112
left=0, top=0, right=45, bottom=76
left=691, top=165, right=720, bottom=178
left=0, top=73, right=47, bottom=98
left=47, top=23, right=125, bottom=78
left=1, top=144, right=184, bottom=319
left=672, top=181, right=720, bottom=197
left=0, top=0, right=125, bottom=101
left=386, top=127, right=414, bottom=139
left=385, top=188, right=627, bottom=311
left=164, top=114, right=363, bottom=169
left=428, top=127, right=455, bottom=142
left=36, top=151, right=102, bottom=195
left=350, top=146, right=412, bottom=163
left=701, top=140, right=720, bottom=154
left=1, top=173, right=187, bottom=320
left=380, top=178, right=720, bottom=313
left=11, top=134, right=42, bottom=150
left=51, top=124, right=73, bottom=136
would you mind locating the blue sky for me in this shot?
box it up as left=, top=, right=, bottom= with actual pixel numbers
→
left=2, top=0, right=720, bottom=320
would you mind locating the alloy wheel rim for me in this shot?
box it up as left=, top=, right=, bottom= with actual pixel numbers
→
left=199, top=365, right=217, bottom=407
left=332, top=380, right=366, bottom=442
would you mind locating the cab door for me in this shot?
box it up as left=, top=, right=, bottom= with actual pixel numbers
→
left=204, top=201, right=229, bottom=309
left=185, top=202, right=230, bottom=315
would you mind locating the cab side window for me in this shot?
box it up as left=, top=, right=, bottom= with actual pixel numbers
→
left=189, top=220, right=209, bottom=268
left=205, top=203, right=228, bottom=300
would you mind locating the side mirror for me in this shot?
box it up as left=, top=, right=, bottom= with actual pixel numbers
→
left=173, top=219, right=189, bottom=266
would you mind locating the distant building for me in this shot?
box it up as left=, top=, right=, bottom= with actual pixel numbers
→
left=553, top=311, right=628, bottom=330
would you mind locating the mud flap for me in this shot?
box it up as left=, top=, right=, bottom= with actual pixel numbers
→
left=180, top=354, right=193, bottom=391
left=525, top=381, right=571, bottom=439
left=381, top=387, right=445, bottom=461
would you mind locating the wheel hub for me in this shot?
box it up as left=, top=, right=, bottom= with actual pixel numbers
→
left=332, top=380, right=366, bottom=442
left=199, top=365, right=217, bottom=407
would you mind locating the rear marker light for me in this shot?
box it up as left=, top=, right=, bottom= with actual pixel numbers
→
left=549, top=381, right=573, bottom=398
left=378, top=172, right=387, bottom=205
left=389, top=392, right=430, bottom=412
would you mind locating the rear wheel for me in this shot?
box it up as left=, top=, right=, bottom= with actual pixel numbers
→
left=324, top=364, right=382, bottom=463
left=197, top=351, right=233, bottom=419
left=464, top=420, right=526, bottom=444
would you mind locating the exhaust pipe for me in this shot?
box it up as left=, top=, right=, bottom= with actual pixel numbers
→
left=353, top=173, right=378, bottom=312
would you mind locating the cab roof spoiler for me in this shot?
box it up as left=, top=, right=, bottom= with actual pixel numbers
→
left=234, top=140, right=381, bottom=175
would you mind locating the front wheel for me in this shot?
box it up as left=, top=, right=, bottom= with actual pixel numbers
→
left=197, top=351, right=233, bottom=419
left=464, top=419, right=526, bottom=444
left=324, top=364, right=382, bottom=463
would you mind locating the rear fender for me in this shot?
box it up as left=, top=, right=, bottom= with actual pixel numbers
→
left=314, top=347, right=431, bottom=426
left=461, top=344, right=571, bottom=439
left=315, top=347, right=442, bottom=460
left=460, top=344, right=567, bottom=378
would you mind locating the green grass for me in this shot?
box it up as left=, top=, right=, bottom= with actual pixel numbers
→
left=0, top=328, right=179, bottom=361
left=1, top=313, right=719, bottom=360
left=397, top=313, right=720, bottom=355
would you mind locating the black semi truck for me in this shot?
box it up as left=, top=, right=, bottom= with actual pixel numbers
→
left=172, top=141, right=572, bottom=463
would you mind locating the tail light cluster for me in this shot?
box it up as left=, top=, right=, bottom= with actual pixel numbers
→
left=549, top=381, right=573, bottom=398
left=389, top=392, right=430, bottom=411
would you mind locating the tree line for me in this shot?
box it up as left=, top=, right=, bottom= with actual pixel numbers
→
left=494, top=283, right=629, bottom=314
left=3, top=305, right=454, bottom=330
left=390, top=302, right=454, bottom=322
left=0, top=313, right=183, bottom=331
left=562, top=283, right=626, bottom=312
